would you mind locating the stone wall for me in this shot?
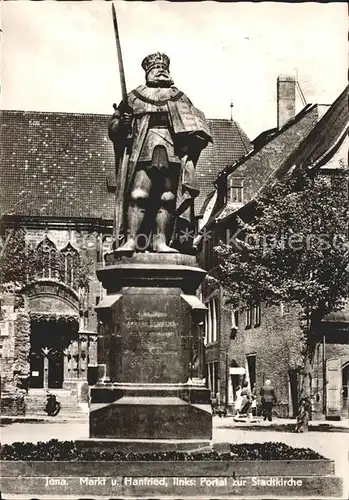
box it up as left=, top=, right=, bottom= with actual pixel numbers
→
left=1, top=306, right=31, bottom=392
left=0, top=393, right=26, bottom=416
left=1, top=290, right=30, bottom=414
left=12, top=309, right=31, bottom=390
left=217, top=297, right=303, bottom=416
left=1, top=288, right=18, bottom=392
left=202, top=280, right=349, bottom=419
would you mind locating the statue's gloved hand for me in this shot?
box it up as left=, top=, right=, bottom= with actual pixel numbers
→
left=120, top=112, right=132, bottom=127
left=109, top=109, right=133, bottom=142
left=189, top=131, right=209, bottom=148
left=108, top=110, right=121, bottom=141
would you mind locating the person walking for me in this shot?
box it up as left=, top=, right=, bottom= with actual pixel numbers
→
left=239, top=381, right=252, bottom=417
left=234, top=385, right=242, bottom=416
left=260, top=379, right=277, bottom=422
left=251, top=383, right=257, bottom=417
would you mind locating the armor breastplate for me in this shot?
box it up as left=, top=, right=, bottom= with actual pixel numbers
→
left=138, top=113, right=180, bottom=164
left=149, top=113, right=170, bottom=128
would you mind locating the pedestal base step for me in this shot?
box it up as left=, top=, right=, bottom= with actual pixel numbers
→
left=75, top=438, right=211, bottom=453
left=90, top=395, right=212, bottom=440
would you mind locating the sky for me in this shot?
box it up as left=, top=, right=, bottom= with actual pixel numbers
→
left=0, top=1, right=347, bottom=139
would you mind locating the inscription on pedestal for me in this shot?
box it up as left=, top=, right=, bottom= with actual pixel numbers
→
left=120, top=293, right=189, bottom=383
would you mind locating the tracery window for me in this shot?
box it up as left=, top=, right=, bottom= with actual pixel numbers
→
left=36, top=236, right=58, bottom=279
left=60, top=242, right=80, bottom=288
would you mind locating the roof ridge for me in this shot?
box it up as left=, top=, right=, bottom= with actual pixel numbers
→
left=215, top=103, right=319, bottom=182
left=275, top=85, right=349, bottom=178
left=0, top=109, right=111, bottom=118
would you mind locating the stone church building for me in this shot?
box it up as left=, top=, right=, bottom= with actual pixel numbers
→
left=0, top=110, right=250, bottom=415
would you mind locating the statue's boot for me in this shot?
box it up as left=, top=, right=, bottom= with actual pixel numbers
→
left=153, top=208, right=178, bottom=253
left=115, top=239, right=136, bottom=252
left=155, top=240, right=178, bottom=253
left=115, top=205, right=144, bottom=253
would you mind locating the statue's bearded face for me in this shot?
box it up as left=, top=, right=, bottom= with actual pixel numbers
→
left=146, top=64, right=173, bottom=87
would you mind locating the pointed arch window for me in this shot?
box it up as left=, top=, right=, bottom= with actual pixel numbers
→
left=36, top=236, right=58, bottom=279
left=61, top=242, right=80, bottom=288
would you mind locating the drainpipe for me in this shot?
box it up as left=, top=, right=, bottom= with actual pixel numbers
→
left=322, top=334, right=326, bottom=415
left=225, top=349, right=229, bottom=407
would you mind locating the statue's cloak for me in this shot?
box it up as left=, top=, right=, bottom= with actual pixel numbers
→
left=119, top=85, right=211, bottom=195
left=112, top=85, right=212, bottom=243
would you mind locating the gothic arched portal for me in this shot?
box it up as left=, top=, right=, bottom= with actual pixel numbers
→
left=21, top=280, right=96, bottom=391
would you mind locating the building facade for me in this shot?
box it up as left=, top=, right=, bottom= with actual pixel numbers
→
left=199, top=80, right=349, bottom=420
left=0, top=110, right=250, bottom=415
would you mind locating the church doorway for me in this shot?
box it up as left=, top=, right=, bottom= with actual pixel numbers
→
left=48, top=349, right=64, bottom=388
left=29, top=319, right=78, bottom=389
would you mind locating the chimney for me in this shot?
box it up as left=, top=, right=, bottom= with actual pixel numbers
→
left=277, top=75, right=296, bottom=129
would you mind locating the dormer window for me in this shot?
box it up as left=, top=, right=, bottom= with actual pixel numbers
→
left=229, top=177, right=244, bottom=203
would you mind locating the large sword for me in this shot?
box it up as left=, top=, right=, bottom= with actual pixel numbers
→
left=111, top=3, right=132, bottom=247
left=112, top=3, right=127, bottom=103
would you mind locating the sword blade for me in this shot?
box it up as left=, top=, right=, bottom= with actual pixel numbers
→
left=112, top=3, right=127, bottom=102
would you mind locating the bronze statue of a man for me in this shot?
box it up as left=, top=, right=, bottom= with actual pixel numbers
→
left=109, top=52, right=211, bottom=253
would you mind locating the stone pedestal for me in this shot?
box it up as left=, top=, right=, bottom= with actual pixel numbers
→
left=90, top=253, right=212, bottom=443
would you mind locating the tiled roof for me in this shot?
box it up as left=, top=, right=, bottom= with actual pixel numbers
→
left=276, top=85, right=349, bottom=178
left=320, top=135, right=347, bottom=171
left=0, top=111, right=115, bottom=220
left=196, top=119, right=251, bottom=213
left=206, top=105, right=321, bottom=224
left=216, top=201, right=244, bottom=221
left=215, top=103, right=318, bottom=183
left=206, top=86, right=349, bottom=226
left=0, top=111, right=251, bottom=221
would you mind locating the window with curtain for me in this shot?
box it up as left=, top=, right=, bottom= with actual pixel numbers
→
left=245, top=306, right=253, bottom=329
left=231, top=309, right=239, bottom=328
left=253, top=303, right=261, bottom=326
left=205, top=297, right=219, bottom=344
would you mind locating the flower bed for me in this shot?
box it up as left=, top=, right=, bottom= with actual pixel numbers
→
left=1, top=439, right=325, bottom=461
left=1, top=440, right=342, bottom=498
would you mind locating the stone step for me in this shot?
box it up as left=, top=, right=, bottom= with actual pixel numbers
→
left=25, top=406, right=83, bottom=413
left=25, top=400, right=84, bottom=407
left=25, top=396, right=78, bottom=401
left=25, top=398, right=81, bottom=406
left=25, top=391, right=84, bottom=416
left=26, top=392, right=79, bottom=399
left=25, top=406, right=85, bottom=416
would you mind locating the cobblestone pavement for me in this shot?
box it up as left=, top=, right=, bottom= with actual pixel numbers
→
left=1, top=417, right=348, bottom=499
left=214, top=414, right=349, bottom=431
left=1, top=419, right=89, bottom=445
left=214, top=420, right=349, bottom=499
